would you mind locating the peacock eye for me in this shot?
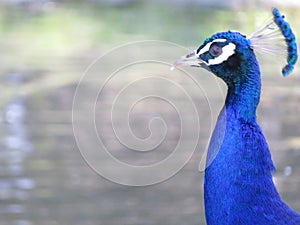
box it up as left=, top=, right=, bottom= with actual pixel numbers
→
left=209, top=44, right=223, bottom=57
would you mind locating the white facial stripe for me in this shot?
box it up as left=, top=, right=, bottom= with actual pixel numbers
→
left=197, top=38, right=227, bottom=56
left=208, top=43, right=236, bottom=65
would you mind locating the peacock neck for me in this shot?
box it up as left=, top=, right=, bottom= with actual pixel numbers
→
left=204, top=57, right=280, bottom=224
left=225, top=58, right=261, bottom=122
left=205, top=55, right=264, bottom=168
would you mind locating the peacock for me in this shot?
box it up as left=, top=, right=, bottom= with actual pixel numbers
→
left=174, top=8, right=300, bottom=225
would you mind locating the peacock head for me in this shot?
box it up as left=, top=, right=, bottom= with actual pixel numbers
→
left=174, top=31, right=254, bottom=85
left=174, top=8, right=298, bottom=83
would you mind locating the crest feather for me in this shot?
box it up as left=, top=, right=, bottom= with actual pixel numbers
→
left=248, top=8, right=298, bottom=76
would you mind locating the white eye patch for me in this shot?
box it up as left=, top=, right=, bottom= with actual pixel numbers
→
left=197, top=39, right=236, bottom=66
left=208, top=43, right=236, bottom=65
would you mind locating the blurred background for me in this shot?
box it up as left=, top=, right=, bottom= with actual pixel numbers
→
left=0, top=0, right=300, bottom=225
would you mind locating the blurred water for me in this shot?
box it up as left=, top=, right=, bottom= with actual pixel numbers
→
left=1, top=72, right=34, bottom=225
left=0, top=67, right=298, bottom=225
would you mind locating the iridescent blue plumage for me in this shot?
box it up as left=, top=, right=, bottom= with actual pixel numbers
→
left=272, top=8, right=298, bottom=76
left=202, top=31, right=300, bottom=224
left=174, top=7, right=299, bottom=225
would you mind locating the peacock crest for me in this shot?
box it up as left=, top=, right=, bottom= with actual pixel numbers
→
left=248, top=8, right=297, bottom=76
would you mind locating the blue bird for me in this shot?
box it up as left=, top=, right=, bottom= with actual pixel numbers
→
left=175, top=8, right=300, bottom=225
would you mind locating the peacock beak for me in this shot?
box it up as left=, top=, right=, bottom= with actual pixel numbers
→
left=173, top=50, right=208, bottom=69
